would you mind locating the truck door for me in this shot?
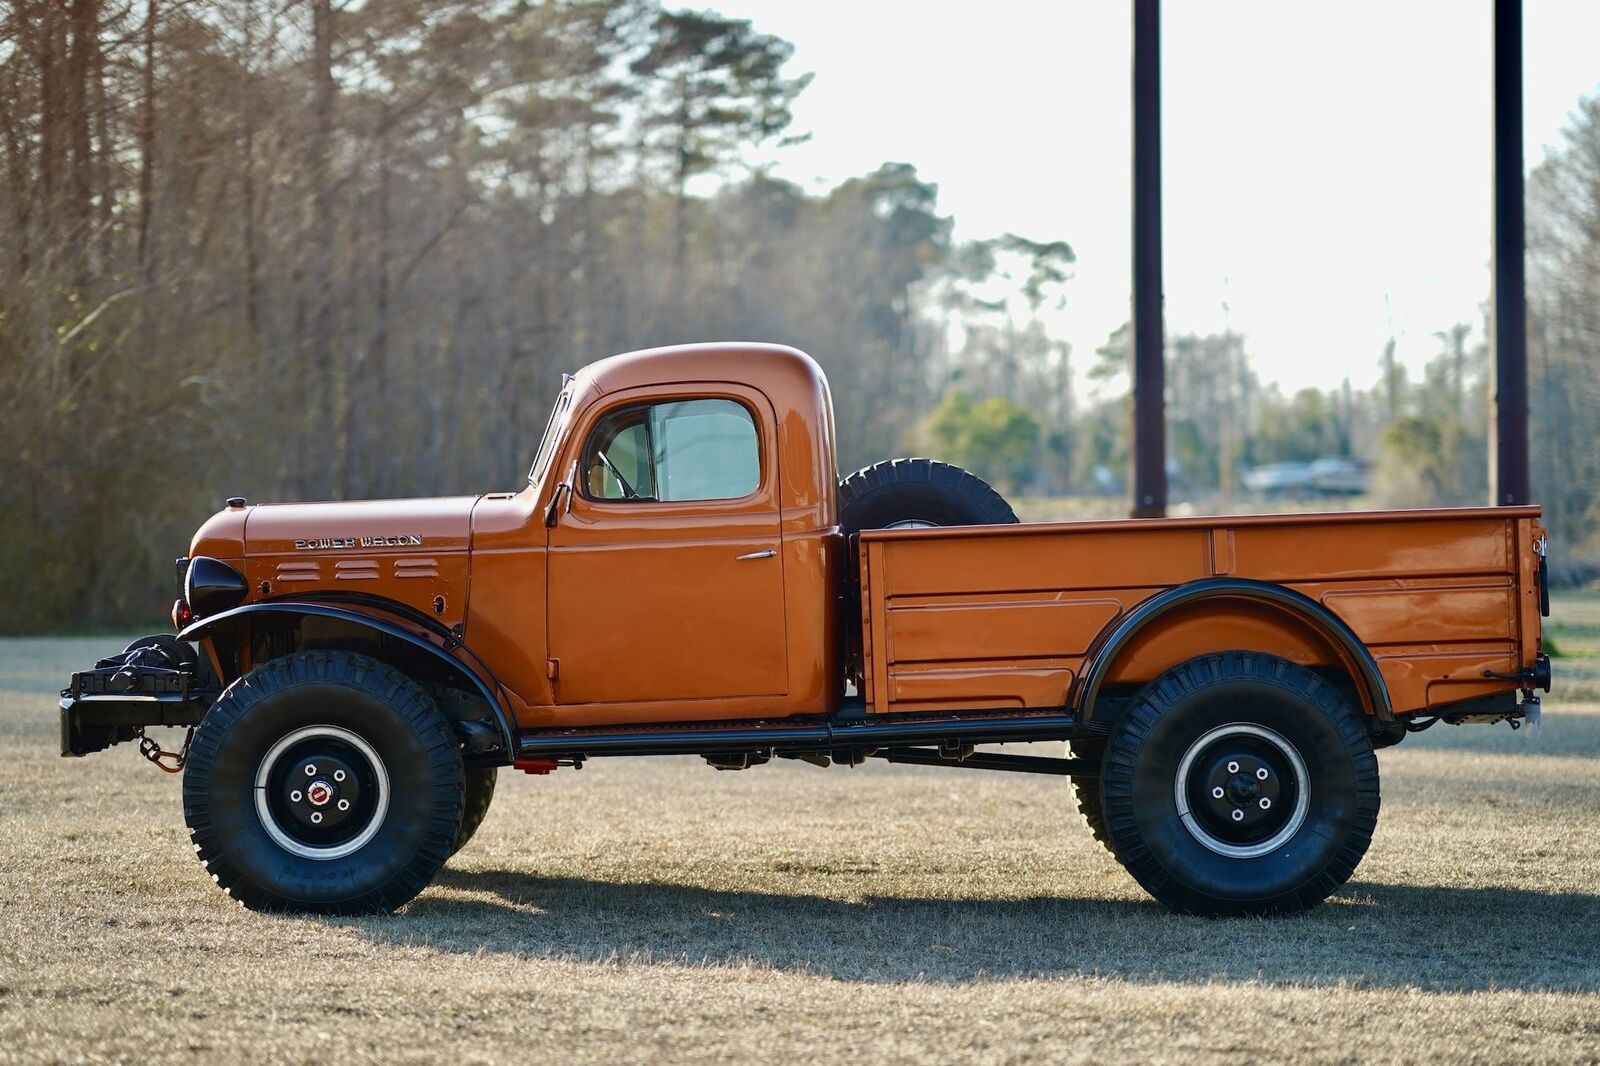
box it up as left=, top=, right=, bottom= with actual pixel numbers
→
left=546, top=385, right=789, bottom=707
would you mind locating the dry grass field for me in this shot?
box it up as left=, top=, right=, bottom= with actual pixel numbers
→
left=4, top=601, right=1600, bottom=1064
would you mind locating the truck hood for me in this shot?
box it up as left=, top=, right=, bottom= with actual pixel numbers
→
left=192, top=496, right=482, bottom=558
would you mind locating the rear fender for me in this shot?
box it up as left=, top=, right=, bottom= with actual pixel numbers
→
left=179, top=601, right=515, bottom=761
left=1073, top=578, right=1393, bottom=728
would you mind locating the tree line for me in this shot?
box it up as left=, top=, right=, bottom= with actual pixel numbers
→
left=926, top=96, right=1600, bottom=580
left=1, top=2, right=1597, bottom=632
left=0, top=0, right=1079, bottom=631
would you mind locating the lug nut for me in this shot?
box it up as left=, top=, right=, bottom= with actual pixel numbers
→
left=1212, top=786, right=1225, bottom=799
left=1256, top=767, right=1269, bottom=780
left=290, top=789, right=302, bottom=802
left=1231, top=808, right=1245, bottom=822
left=1227, top=761, right=1240, bottom=773
left=304, top=764, right=317, bottom=777
left=1259, top=797, right=1272, bottom=810
left=310, top=812, right=323, bottom=824
left=333, top=770, right=346, bottom=782
left=337, top=799, right=350, bottom=811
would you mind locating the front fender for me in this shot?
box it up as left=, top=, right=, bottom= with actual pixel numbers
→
left=179, top=600, right=515, bottom=759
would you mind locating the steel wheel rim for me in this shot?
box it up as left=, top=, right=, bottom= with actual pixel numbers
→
left=254, top=724, right=390, bottom=861
left=1173, top=722, right=1309, bottom=858
left=884, top=518, right=938, bottom=529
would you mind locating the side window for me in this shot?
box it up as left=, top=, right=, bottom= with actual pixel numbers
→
left=581, top=398, right=760, bottom=503
left=582, top=405, right=654, bottom=500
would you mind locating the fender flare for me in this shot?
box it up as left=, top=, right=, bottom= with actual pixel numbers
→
left=179, top=600, right=516, bottom=757
left=1072, top=577, right=1394, bottom=725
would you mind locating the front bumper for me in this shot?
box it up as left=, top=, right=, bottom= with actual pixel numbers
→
left=60, top=663, right=215, bottom=757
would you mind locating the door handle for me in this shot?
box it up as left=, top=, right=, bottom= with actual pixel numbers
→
left=736, top=548, right=777, bottom=561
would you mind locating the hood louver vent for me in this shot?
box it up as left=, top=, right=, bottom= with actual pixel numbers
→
left=334, top=560, right=380, bottom=581
left=275, top=561, right=321, bottom=583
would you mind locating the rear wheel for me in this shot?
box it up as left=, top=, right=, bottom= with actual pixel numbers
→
left=182, top=651, right=463, bottom=913
left=1100, top=651, right=1379, bottom=916
left=1068, top=738, right=1114, bottom=854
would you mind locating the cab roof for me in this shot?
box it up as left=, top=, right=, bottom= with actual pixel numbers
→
left=579, top=342, right=828, bottom=402
left=568, top=341, right=837, bottom=518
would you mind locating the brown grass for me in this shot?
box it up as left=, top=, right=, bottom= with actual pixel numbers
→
left=4, top=601, right=1600, bottom=1064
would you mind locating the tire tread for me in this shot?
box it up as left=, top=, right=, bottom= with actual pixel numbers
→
left=1099, top=651, right=1380, bottom=916
left=452, top=767, right=498, bottom=855
left=182, top=650, right=464, bottom=914
left=837, top=457, right=1018, bottom=526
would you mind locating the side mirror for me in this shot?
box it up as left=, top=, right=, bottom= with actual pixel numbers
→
left=543, top=461, right=577, bottom=528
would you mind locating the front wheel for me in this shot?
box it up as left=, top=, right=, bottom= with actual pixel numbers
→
left=1100, top=651, right=1379, bottom=916
left=452, top=767, right=498, bottom=855
left=182, top=651, right=464, bottom=913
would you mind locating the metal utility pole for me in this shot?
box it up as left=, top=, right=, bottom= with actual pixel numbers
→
left=1491, top=0, right=1530, bottom=506
left=1131, top=0, right=1167, bottom=518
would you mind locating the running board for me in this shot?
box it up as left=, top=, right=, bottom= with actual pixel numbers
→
left=873, top=747, right=1095, bottom=776
left=515, top=710, right=1078, bottom=759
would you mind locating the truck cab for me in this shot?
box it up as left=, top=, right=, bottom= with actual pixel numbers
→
left=468, top=342, right=846, bottom=728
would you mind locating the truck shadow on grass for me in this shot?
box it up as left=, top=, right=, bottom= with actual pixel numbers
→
left=337, top=868, right=1600, bottom=991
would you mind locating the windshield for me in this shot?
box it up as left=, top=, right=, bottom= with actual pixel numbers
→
left=527, top=384, right=574, bottom=488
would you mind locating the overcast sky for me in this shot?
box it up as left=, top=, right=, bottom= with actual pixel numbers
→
left=709, top=0, right=1600, bottom=393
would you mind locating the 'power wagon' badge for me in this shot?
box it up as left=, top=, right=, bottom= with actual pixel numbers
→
left=293, top=534, right=423, bottom=550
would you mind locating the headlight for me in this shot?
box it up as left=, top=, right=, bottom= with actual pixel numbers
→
left=184, top=557, right=248, bottom=619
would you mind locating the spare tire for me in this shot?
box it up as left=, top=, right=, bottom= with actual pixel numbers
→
left=838, top=457, right=1018, bottom=535
left=837, top=459, right=1017, bottom=687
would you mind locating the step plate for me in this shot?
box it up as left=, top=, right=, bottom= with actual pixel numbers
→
left=516, top=709, right=1078, bottom=758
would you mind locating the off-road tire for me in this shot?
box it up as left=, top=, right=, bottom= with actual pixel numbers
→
left=1068, top=738, right=1114, bottom=854
left=182, top=651, right=464, bottom=914
left=838, top=457, right=1018, bottom=534
left=838, top=458, right=1017, bottom=685
left=1100, top=651, right=1379, bottom=917
left=453, top=767, right=498, bottom=855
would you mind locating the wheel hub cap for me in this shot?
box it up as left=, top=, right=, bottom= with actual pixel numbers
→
left=254, top=725, right=389, bottom=861
left=1174, top=722, right=1309, bottom=858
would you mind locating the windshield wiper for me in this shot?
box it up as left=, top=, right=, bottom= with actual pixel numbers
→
left=596, top=450, right=642, bottom=500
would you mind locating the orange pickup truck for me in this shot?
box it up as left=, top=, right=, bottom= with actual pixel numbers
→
left=58, top=342, right=1551, bottom=917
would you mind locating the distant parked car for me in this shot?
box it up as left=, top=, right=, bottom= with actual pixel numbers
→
left=1306, top=457, right=1367, bottom=497
left=1243, top=457, right=1367, bottom=498
left=1242, top=461, right=1314, bottom=496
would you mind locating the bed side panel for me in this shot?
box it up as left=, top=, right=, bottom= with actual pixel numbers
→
left=860, top=510, right=1533, bottom=716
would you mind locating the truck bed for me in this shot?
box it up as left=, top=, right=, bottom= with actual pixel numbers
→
left=856, top=506, right=1545, bottom=718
